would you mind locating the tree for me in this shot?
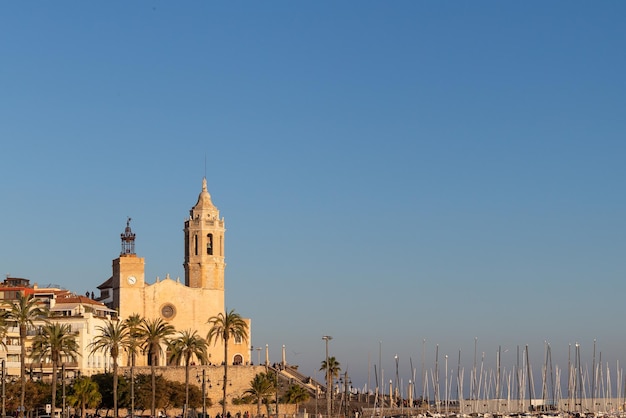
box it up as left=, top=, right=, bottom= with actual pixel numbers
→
left=139, top=318, right=175, bottom=418
left=0, top=313, right=8, bottom=351
left=320, top=356, right=341, bottom=410
left=88, top=320, right=130, bottom=418
left=319, top=357, right=341, bottom=380
left=130, top=373, right=205, bottom=417
left=3, top=294, right=48, bottom=418
left=168, top=329, right=208, bottom=418
left=90, top=373, right=129, bottom=413
left=282, top=384, right=310, bottom=413
left=244, top=372, right=276, bottom=417
left=207, top=309, right=249, bottom=418
left=124, top=313, right=143, bottom=416
left=124, top=314, right=143, bottom=367
left=31, top=322, right=79, bottom=418
left=67, top=377, right=102, bottom=418
left=4, top=380, right=51, bottom=414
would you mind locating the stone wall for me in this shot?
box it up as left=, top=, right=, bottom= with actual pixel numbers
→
left=120, top=365, right=297, bottom=417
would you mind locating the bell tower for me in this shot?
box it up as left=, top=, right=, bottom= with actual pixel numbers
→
left=184, top=178, right=226, bottom=290
left=112, top=217, right=145, bottom=314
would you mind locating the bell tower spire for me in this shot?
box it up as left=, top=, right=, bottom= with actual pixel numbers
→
left=183, top=178, right=226, bottom=289
left=121, top=217, right=136, bottom=255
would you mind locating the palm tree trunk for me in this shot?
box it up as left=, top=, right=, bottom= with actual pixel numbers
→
left=222, top=340, right=228, bottom=418
left=51, top=362, right=58, bottom=418
left=19, top=326, right=26, bottom=418
left=151, top=358, right=156, bottom=418
left=113, top=357, right=119, bottom=418
left=184, top=360, right=189, bottom=418
left=131, top=351, right=136, bottom=418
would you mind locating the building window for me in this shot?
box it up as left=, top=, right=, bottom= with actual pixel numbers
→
left=234, top=335, right=242, bottom=344
left=161, top=303, right=176, bottom=319
left=207, top=233, right=213, bottom=255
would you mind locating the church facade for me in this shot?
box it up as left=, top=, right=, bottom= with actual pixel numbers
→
left=97, top=178, right=251, bottom=366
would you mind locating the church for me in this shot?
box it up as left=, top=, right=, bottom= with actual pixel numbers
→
left=97, top=178, right=251, bottom=366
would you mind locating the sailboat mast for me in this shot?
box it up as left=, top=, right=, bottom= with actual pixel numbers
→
left=526, top=345, right=533, bottom=412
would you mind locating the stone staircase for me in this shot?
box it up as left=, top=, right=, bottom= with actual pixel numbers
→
left=271, top=364, right=326, bottom=396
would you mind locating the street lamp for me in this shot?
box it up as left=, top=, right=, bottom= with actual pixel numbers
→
left=322, top=336, right=332, bottom=418
left=62, top=363, right=66, bottom=418
left=130, top=363, right=135, bottom=418
left=274, top=372, right=281, bottom=418
left=256, top=347, right=262, bottom=366
left=340, top=372, right=351, bottom=418
left=394, top=355, right=399, bottom=408
left=196, top=369, right=211, bottom=418
left=1, top=359, right=5, bottom=418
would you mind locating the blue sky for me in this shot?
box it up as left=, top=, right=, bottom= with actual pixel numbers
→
left=2, top=2, right=626, bottom=395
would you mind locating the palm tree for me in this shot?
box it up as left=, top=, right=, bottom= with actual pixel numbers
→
left=124, top=314, right=143, bottom=367
left=207, top=309, right=249, bottom=418
left=168, top=329, right=208, bottom=418
left=0, top=313, right=8, bottom=351
left=244, top=372, right=276, bottom=417
left=320, top=356, right=341, bottom=379
left=283, top=384, right=310, bottom=414
left=31, top=322, right=79, bottom=418
left=139, top=317, right=175, bottom=418
left=320, top=356, right=341, bottom=411
left=67, top=376, right=102, bottom=418
left=3, top=294, right=48, bottom=418
left=88, top=320, right=129, bottom=418
left=124, top=313, right=143, bottom=418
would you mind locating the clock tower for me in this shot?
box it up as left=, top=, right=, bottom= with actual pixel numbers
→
left=184, top=178, right=226, bottom=290
left=111, top=218, right=145, bottom=316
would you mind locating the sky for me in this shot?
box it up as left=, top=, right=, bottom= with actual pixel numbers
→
left=2, top=1, right=626, bottom=397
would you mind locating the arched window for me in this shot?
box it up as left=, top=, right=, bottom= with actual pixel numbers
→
left=233, top=354, right=243, bottom=365
left=194, top=234, right=198, bottom=256
left=207, top=233, right=213, bottom=255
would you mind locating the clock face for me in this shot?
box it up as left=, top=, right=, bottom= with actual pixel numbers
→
left=127, top=276, right=137, bottom=285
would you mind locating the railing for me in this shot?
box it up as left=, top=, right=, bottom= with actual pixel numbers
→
left=276, top=365, right=325, bottom=396
left=28, top=361, right=79, bottom=369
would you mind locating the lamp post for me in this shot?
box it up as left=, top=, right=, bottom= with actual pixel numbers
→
left=342, top=371, right=351, bottom=418
left=275, top=372, right=280, bottom=418
left=256, top=347, right=262, bottom=366
left=315, top=384, right=319, bottom=418
left=322, top=336, right=332, bottom=418
left=394, top=355, right=399, bottom=408
left=2, top=359, right=5, bottom=418
left=196, top=369, right=210, bottom=418
left=62, top=363, right=66, bottom=418
left=130, top=362, right=135, bottom=418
